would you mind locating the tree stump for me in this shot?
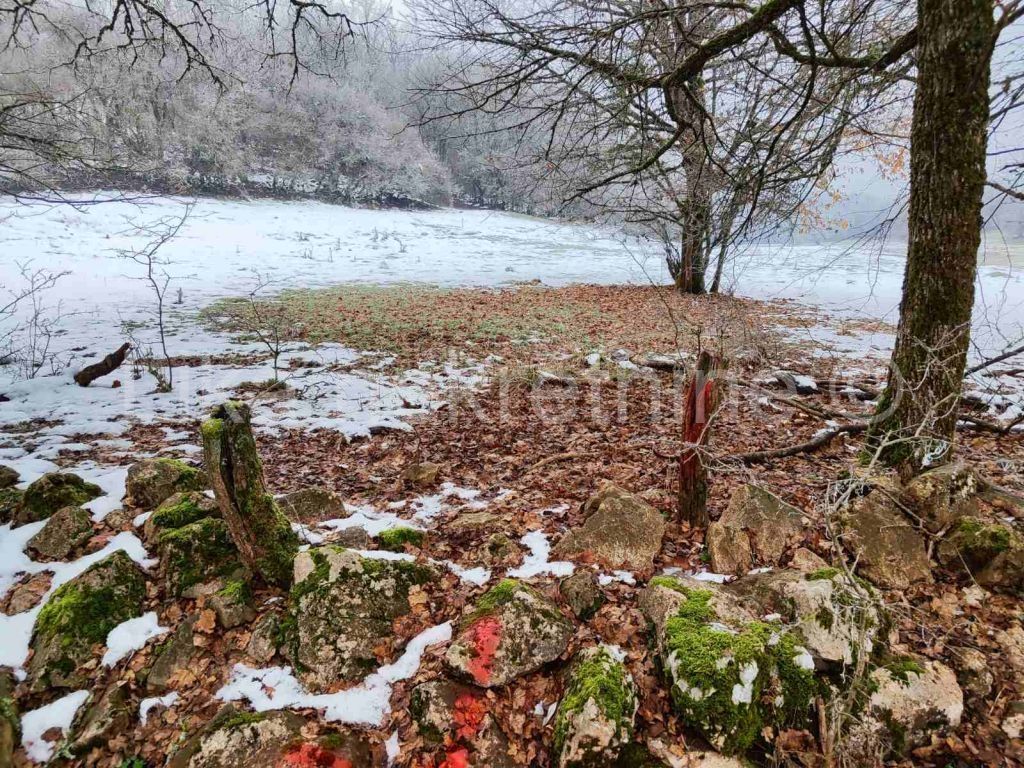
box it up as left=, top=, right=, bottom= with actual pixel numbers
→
left=677, top=351, right=728, bottom=527
left=201, top=401, right=298, bottom=588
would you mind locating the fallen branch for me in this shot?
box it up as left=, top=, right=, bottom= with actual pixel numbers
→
left=732, top=422, right=869, bottom=464
left=958, top=412, right=1024, bottom=435
left=73, top=342, right=130, bottom=387
left=966, top=342, right=1024, bottom=376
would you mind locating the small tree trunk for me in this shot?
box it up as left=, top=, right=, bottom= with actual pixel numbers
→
left=867, top=0, right=992, bottom=471
left=678, top=351, right=728, bottom=527
left=201, top=401, right=299, bottom=588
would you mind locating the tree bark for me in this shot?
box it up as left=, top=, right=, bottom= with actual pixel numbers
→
left=678, top=351, right=727, bottom=526
left=867, top=0, right=993, bottom=471
left=201, top=401, right=299, bottom=588
left=74, top=342, right=130, bottom=386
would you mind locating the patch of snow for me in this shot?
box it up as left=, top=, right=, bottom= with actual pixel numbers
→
left=139, top=692, right=179, bottom=725
left=598, top=570, right=636, bottom=586
left=689, top=571, right=732, bottom=584
left=793, top=646, right=815, bottom=671
left=438, top=561, right=492, bottom=586
left=507, top=530, right=574, bottom=579
left=21, top=689, right=90, bottom=763
left=353, top=549, right=415, bottom=562
left=731, top=661, right=759, bottom=705
left=102, top=612, right=169, bottom=666
left=216, top=621, right=452, bottom=726
left=385, top=731, right=400, bottom=766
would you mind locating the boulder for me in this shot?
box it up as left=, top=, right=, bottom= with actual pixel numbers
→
left=26, top=506, right=93, bottom=561
left=446, top=579, right=573, bottom=688
left=937, top=517, right=1024, bottom=594
left=69, top=682, right=131, bottom=754
left=639, top=576, right=753, bottom=650
left=409, top=679, right=517, bottom=767
left=449, top=511, right=499, bottom=533
left=643, top=576, right=815, bottom=755
left=560, top=571, right=604, bottom=621
left=145, top=617, right=197, bottom=691
left=0, top=487, right=22, bottom=525
left=125, top=458, right=206, bottom=510
left=1, top=572, right=51, bottom=615
left=403, top=462, right=441, bottom=488
left=0, top=466, right=18, bottom=489
left=729, top=569, right=881, bottom=668
left=554, top=645, right=637, bottom=768
left=158, top=517, right=245, bottom=598
left=847, top=659, right=963, bottom=760
left=247, top=613, right=280, bottom=664
left=278, top=487, right=347, bottom=524
left=167, top=708, right=375, bottom=768
left=480, top=533, right=519, bottom=566
left=288, top=546, right=437, bottom=689
left=717, top=485, right=804, bottom=566
left=209, top=580, right=256, bottom=629
left=27, top=550, right=146, bottom=691
left=0, top=669, right=17, bottom=768
left=144, top=491, right=219, bottom=544
left=789, top=547, right=828, bottom=573
left=553, top=485, right=666, bottom=575
left=15, top=472, right=101, bottom=526
left=378, top=526, right=425, bottom=552
left=901, top=462, right=979, bottom=533
left=841, top=493, right=931, bottom=589
left=706, top=522, right=753, bottom=575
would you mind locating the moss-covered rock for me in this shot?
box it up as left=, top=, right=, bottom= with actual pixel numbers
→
left=209, top=580, right=255, bottom=629
left=144, top=491, right=219, bottom=543
left=15, top=472, right=102, bottom=526
left=166, top=707, right=376, bottom=768
left=378, top=526, right=425, bottom=551
left=27, top=550, right=146, bottom=691
left=158, top=517, right=245, bottom=598
left=26, top=506, right=94, bottom=561
left=553, top=484, right=666, bottom=575
left=446, top=579, right=573, bottom=688
left=651, top=578, right=815, bottom=755
left=554, top=645, right=637, bottom=767
left=126, top=458, right=206, bottom=510
left=288, top=546, right=438, bottom=689
left=0, top=487, right=23, bottom=525
left=277, top=487, right=347, bottom=524
left=937, top=516, right=1024, bottom=593
left=0, top=465, right=19, bottom=489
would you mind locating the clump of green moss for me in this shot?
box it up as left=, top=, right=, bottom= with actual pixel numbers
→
left=880, top=655, right=925, bottom=686
left=461, top=578, right=531, bottom=629
left=378, top=526, right=425, bottom=551
left=150, top=493, right=215, bottom=532
left=649, top=575, right=689, bottom=594
left=158, top=517, right=241, bottom=596
left=951, top=517, right=1012, bottom=555
left=805, top=567, right=840, bottom=582
left=217, top=578, right=252, bottom=604
left=661, top=587, right=815, bottom=755
left=554, top=646, right=636, bottom=761
left=20, top=472, right=102, bottom=523
left=220, top=711, right=266, bottom=730
left=0, top=487, right=23, bottom=524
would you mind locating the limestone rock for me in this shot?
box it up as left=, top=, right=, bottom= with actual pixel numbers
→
left=332, top=528, right=372, bottom=549
left=0, top=487, right=22, bottom=525
left=27, top=550, right=146, bottom=691
left=144, top=491, right=219, bottom=544
left=729, top=569, right=880, bottom=668
left=553, top=484, right=666, bottom=575
left=554, top=645, right=637, bottom=768
left=996, top=624, right=1024, bottom=687
left=26, top=506, right=93, bottom=561
left=849, top=659, right=963, bottom=759
left=146, top=617, right=197, bottom=691
left=158, top=517, right=245, bottom=598
left=167, top=708, right=375, bottom=768
left=560, top=571, right=604, bottom=621
left=842, top=493, right=931, bottom=589
left=15, top=472, right=102, bottom=526
left=247, top=613, right=280, bottom=663
left=446, top=579, right=573, bottom=688
left=289, top=546, right=437, bottom=689
left=0, top=466, right=19, bottom=489
left=70, top=682, right=131, bottom=754
left=410, top=679, right=481, bottom=742
left=901, top=461, right=979, bottom=533
left=1, top=572, right=51, bottom=615
left=718, top=485, right=804, bottom=566
left=409, top=679, right=516, bottom=766
left=480, top=533, right=519, bottom=567
left=1002, top=703, right=1024, bottom=740
left=126, top=458, right=206, bottom=510
left=953, top=647, right=993, bottom=701
left=789, top=547, right=828, bottom=573
left=706, top=522, right=752, bottom=575
left=639, top=576, right=754, bottom=649
left=449, top=511, right=498, bottom=533
left=403, top=462, right=441, bottom=488
left=937, top=516, right=1024, bottom=594
left=278, top=487, right=346, bottom=524
left=209, top=580, right=256, bottom=629
left=644, top=576, right=815, bottom=755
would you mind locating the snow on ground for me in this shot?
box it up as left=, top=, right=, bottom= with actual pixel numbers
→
left=102, top=612, right=170, bottom=667
left=20, top=689, right=90, bottom=762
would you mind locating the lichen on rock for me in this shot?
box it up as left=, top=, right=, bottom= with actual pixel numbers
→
left=27, top=550, right=146, bottom=691
left=26, top=505, right=94, bottom=561
left=554, top=645, right=637, bottom=768
left=126, top=458, right=206, bottom=510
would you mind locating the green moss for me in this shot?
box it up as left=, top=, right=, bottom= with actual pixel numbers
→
left=0, top=696, right=19, bottom=739
left=153, top=458, right=204, bottom=491
left=461, top=579, right=531, bottom=629
left=158, top=517, right=241, bottom=596
left=660, top=586, right=814, bottom=755
left=0, top=487, right=23, bottom=522
left=881, top=656, right=925, bottom=686
left=805, top=567, right=840, bottom=582
left=220, top=711, right=266, bottom=730
left=118, top=759, right=147, bottom=768
left=217, top=578, right=252, bottom=604
left=378, top=526, right=425, bottom=551
left=952, top=517, right=1012, bottom=554
left=21, top=473, right=102, bottom=522
left=554, top=647, right=636, bottom=758
left=150, top=494, right=212, bottom=532
left=649, top=575, right=689, bottom=594
left=612, top=744, right=669, bottom=768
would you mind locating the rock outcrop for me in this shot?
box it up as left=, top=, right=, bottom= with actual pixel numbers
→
left=158, top=517, right=245, bottom=598
left=711, top=485, right=805, bottom=568
left=841, top=493, right=931, bottom=589
left=144, top=491, right=219, bottom=544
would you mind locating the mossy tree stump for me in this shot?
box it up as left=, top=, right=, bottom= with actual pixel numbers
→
left=201, top=401, right=298, bottom=588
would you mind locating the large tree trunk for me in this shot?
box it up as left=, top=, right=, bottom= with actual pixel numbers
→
left=201, top=401, right=299, bottom=587
left=867, top=0, right=992, bottom=471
